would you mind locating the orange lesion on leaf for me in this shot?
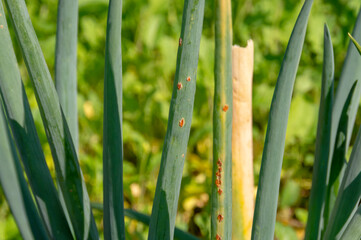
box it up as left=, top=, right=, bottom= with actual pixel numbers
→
left=222, top=104, right=229, bottom=112
left=215, top=179, right=222, bottom=187
left=216, top=234, right=222, bottom=240
left=179, top=118, right=185, bottom=127
left=186, top=76, right=191, bottom=82
left=177, top=82, right=183, bottom=90
left=217, top=214, right=224, bottom=222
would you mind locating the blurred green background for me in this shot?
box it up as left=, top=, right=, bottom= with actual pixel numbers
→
left=0, top=0, right=360, bottom=239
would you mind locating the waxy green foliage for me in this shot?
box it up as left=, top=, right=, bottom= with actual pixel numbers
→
left=0, top=105, right=49, bottom=240
left=0, top=1, right=72, bottom=238
left=3, top=0, right=98, bottom=239
left=148, top=0, right=205, bottom=239
left=103, top=0, right=126, bottom=239
left=304, top=24, right=334, bottom=240
left=55, top=0, right=79, bottom=150
left=251, top=1, right=314, bottom=239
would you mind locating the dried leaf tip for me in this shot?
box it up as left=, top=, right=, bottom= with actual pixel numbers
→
left=177, top=82, right=183, bottom=90
left=222, top=104, right=229, bottom=112
left=179, top=118, right=185, bottom=127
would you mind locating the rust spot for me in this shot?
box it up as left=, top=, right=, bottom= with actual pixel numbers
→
left=177, top=82, right=183, bottom=90
left=222, top=104, right=229, bottom=112
left=179, top=118, right=185, bottom=128
left=217, top=214, right=224, bottom=222
left=217, top=159, right=222, bottom=166
left=216, top=234, right=222, bottom=240
left=0, top=25, right=3, bottom=29
left=215, top=179, right=221, bottom=187
left=215, top=171, right=221, bottom=177
left=218, top=188, right=223, bottom=195
left=0, top=13, right=2, bottom=17
left=179, top=38, right=182, bottom=46
left=186, top=76, right=191, bottom=82
left=182, top=154, right=185, bottom=158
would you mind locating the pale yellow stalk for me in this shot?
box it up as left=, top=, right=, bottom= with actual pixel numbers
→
left=232, top=40, right=254, bottom=240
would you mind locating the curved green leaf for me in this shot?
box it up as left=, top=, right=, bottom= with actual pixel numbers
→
left=55, top=0, right=79, bottom=150
left=103, top=0, right=125, bottom=239
left=323, top=83, right=356, bottom=232
left=0, top=2, right=73, bottom=238
left=0, top=105, right=49, bottom=240
left=340, top=204, right=361, bottom=240
left=329, top=8, right=361, bottom=171
left=305, top=24, right=334, bottom=240
left=251, top=1, right=314, bottom=239
left=324, top=84, right=361, bottom=239
left=3, top=1, right=98, bottom=239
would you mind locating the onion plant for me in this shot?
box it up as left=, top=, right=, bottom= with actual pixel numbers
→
left=1, top=0, right=361, bottom=240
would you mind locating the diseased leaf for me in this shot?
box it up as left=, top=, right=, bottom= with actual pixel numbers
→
left=148, top=0, right=205, bottom=239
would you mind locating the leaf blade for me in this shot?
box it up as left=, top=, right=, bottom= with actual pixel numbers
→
left=55, top=0, right=79, bottom=150
left=304, top=24, right=334, bottom=240
left=103, top=0, right=125, bottom=239
left=0, top=104, right=49, bottom=240
left=147, top=0, right=205, bottom=239
left=211, top=0, right=233, bottom=239
left=340, top=204, right=361, bottom=240
left=0, top=2, right=73, bottom=238
left=3, top=1, right=98, bottom=239
left=324, top=84, right=361, bottom=239
left=251, top=1, right=314, bottom=239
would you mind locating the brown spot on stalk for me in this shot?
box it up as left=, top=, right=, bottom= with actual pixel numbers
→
left=177, top=82, right=183, bottom=90
left=215, top=179, right=221, bottom=187
left=179, top=38, right=182, bottom=46
left=216, top=234, right=221, bottom=240
left=186, top=76, right=191, bottom=82
left=222, top=104, right=229, bottom=112
left=217, top=159, right=222, bottom=166
left=216, top=171, right=221, bottom=177
left=217, top=214, right=224, bottom=222
left=218, top=188, right=222, bottom=195
left=179, top=118, right=185, bottom=127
